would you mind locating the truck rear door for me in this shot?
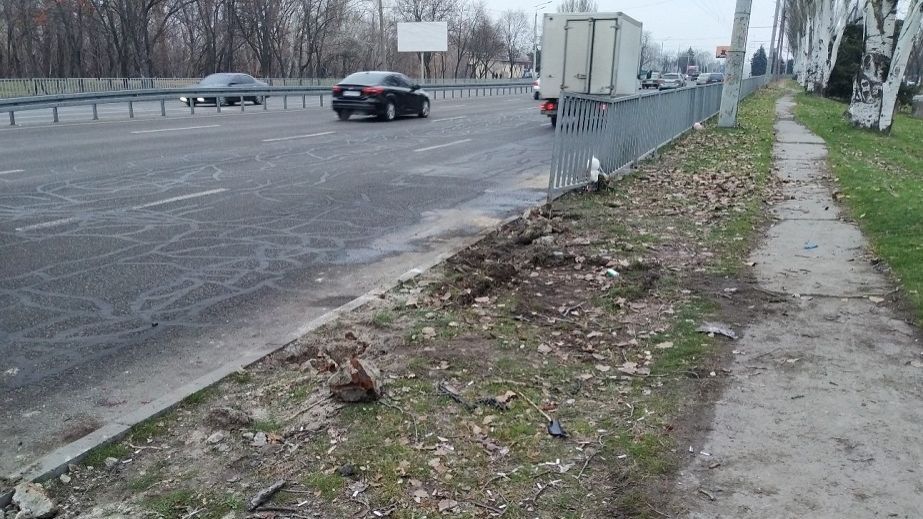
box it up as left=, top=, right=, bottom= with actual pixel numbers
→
left=562, top=19, right=592, bottom=94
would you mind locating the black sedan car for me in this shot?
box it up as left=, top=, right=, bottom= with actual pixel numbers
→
left=179, top=73, right=268, bottom=106
left=331, top=71, right=430, bottom=121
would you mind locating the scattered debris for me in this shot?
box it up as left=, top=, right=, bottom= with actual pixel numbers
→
left=696, top=322, right=739, bottom=340
left=58, top=474, right=71, bottom=484
left=337, top=464, right=358, bottom=478
left=329, top=357, right=383, bottom=403
left=103, top=457, right=119, bottom=469
left=803, top=242, right=819, bottom=250
left=438, top=499, right=459, bottom=512
left=250, top=432, right=268, bottom=447
left=206, top=431, right=226, bottom=444
left=206, top=406, right=253, bottom=429
left=698, top=488, right=717, bottom=501
left=547, top=419, right=568, bottom=438
left=247, top=479, right=286, bottom=512
left=868, top=296, right=885, bottom=304
left=605, top=268, right=620, bottom=278
left=12, top=482, right=57, bottom=519
left=438, top=382, right=473, bottom=411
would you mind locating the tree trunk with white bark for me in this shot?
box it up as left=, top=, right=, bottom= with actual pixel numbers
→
left=879, top=0, right=923, bottom=132
left=848, top=0, right=898, bottom=129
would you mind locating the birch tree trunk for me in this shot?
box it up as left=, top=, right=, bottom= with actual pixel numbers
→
left=848, top=0, right=898, bottom=129
left=822, top=2, right=850, bottom=88
left=879, top=0, right=923, bottom=131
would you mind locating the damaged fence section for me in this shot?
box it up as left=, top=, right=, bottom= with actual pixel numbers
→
left=547, top=75, right=774, bottom=200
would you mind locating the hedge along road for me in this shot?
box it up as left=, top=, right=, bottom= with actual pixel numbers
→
left=0, top=92, right=552, bottom=477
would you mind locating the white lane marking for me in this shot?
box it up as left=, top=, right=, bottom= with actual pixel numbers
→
left=130, top=124, right=220, bottom=134
left=16, top=217, right=78, bottom=232
left=132, top=188, right=228, bottom=210
left=0, top=169, right=25, bottom=175
left=414, top=139, right=472, bottom=153
left=262, top=131, right=335, bottom=143
left=431, top=116, right=467, bottom=123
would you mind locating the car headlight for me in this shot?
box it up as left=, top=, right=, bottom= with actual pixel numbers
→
left=179, top=97, right=187, bottom=102
left=196, top=97, right=206, bottom=102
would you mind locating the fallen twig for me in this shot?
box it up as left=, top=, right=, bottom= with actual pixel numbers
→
left=473, top=501, right=505, bottom=514
left=381, top=399, right=420, bottom=445
left=438, top=381, right=474, bottom=411
left=180, top=508, right=203, bottom=519
left=128, top=443, right=164, bottom=452
left=248, top=479, right=287, bottom=512
left=516, top=392, right=552, bottom=422
left=287, top=394, right=333, bottom=422
left=698, top=488, right=716, bottom=501
left=576, top=450, right=600, bottom=480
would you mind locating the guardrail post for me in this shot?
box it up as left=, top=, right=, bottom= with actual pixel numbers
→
left=92, top=104, right=98, bottom=120
left=160, top=99, right=166, bottom=117
left=319, top=95, right=324, bottom=107
left=241, top=96, right=246, bottom=112
left=190, top=101, right=195, bottom=115
left=263, top=96, right=268, bottom=110
left=216, top=99, right=222, bottom=113
left=283, top=95, right=288, bottom=110
left=302, top=95, right=306, bottom=108
left=128, top=101, right=134, bottom=118
left=9, top=112, right=15, bottom=126
left=52, top=106, right=59, bottom=123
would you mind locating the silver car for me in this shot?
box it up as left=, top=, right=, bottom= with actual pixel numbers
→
left=658, top=73, right=685, bottom=90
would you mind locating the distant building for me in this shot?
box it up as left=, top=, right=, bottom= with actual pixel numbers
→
left=470, top=56, right=531, bottom=79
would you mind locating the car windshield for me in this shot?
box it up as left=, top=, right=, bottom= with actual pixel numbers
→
left=664, top=74, right=680, bottom=79
left=199, top=74, right=235, bottom=86
left=340, top=72, right=389, bottom=86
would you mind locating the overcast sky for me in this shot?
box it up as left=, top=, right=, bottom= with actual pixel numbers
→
left=482, top=0, right=781, bottom=58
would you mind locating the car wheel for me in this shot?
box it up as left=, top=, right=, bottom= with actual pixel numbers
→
left=337, top=110, right=352, bottom=121
left=533, top=91, right=540, bottom=100
left=252, top=97, right=262, bottom=105
left=379, top=101, right=396, bottom=121
left=418, top=100, right=430, bottom=118
left=550, top=115, right=557, bottom=128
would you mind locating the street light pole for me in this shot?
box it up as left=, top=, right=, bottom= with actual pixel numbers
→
left=533, top=1, right=551, bottom=77
left=718, top=0, right=753, bottom=128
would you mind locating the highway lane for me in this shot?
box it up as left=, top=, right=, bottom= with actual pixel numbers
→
left=0, top=92, right=551, bottom=475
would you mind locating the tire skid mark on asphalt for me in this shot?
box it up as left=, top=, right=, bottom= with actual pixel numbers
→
left=261, top=131, right=336, bottom=143
left=130, top=124, right=221, bottom=134
left=15, top=188, right=229, bottom=232
left=413, top=139, right=473, bottom=153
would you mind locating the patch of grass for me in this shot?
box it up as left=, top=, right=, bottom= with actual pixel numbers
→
left=182, top=386, right=216, bottom=407
left=145, top=489, right=241, bottom=519
left=128, top=464, right=165, bottom=492
left=303, top=472, right=346, bottom=499
left=372, top=309, right=395, bottom=328
left=128, top=420, right=169, bottom=443
left=252, top=418, right=282, bottom=433
left=83, top=442, right=130, bottom=467
left=796, top=93, right=923, bottom=321
left=228, top=369, right=252, bottom=384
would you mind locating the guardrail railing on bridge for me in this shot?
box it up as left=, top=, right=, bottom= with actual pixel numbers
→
left=0, top=81, right=534, bottom=125
left=547, top=75, right=775, bottom=201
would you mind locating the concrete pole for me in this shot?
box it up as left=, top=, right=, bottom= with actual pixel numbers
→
left=774, top=7, right=786, bottom=75
left=768, top=0, right=782, bottom=76
left=718, top=0, right=753, bottom=128
left=378, top=0, right=386, bottom=69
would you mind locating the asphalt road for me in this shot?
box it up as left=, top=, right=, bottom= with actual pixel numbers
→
left=0, top=92, right=552, bottom=476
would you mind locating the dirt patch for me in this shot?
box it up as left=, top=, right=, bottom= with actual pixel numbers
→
left=27, top=87, right=785, bottom=519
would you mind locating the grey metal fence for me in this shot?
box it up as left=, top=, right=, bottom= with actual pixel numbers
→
left=0, top=77, right=532, bottom=99
left=0, top=81, right=533, bottom=125
left=547, top=75, right=773, bottom=200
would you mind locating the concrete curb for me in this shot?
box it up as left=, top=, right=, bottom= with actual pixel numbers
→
left=4, top=210, right=527, bottom=490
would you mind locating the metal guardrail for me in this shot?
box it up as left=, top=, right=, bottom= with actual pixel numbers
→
left=0, top=82, right=534, bottom=125
left=0, top=77, right=533, bottom=99
left=547, top=75, right=774, bottom=200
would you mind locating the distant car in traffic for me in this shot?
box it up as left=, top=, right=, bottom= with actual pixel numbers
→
left=641, top=71, right=663, bottom=89
left=179, top=73, right=268, bottom=106
left=697, top=72, right=725, bottom=85
left=659, top=73, right=685, bottom=90
left=533, top=78, right=541, bottom=100
left=331, top=71, right=430, bottom=121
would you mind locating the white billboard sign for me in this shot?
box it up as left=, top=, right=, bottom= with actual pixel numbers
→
left=397, top=22, right=448, bottom=52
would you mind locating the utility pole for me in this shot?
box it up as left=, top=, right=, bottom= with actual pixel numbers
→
left=718, top=0, right=752, bottom=128
left=768, top=0, right=781, bottom=77
left=378, top=0, right=386, bottom=69
left=774, top=7, right=786, bottom=75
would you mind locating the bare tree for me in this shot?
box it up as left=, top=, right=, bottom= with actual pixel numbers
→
left=495, top=10, right=528, bottom=78
left=468, top=16, right=503, bottom=78
left=639, top=31, right=659, bottom=71
left=556, top=0, right=597, bottom=13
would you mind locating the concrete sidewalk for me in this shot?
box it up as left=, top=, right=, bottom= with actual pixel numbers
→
left=677, top=96, right=923, bottom=517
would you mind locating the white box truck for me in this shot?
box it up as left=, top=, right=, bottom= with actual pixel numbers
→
left=538, top=12, right=643, bottom=127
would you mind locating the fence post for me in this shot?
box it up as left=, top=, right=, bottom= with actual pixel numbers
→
left=92, top=104, right=98, bottom=120
left=53, top=106, right=59, bottom=123
left=9, top=111, right=15, bottom=125
left=160, top=99, right=166, bottom=117
left=128, top=101, right=134, bottom=118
